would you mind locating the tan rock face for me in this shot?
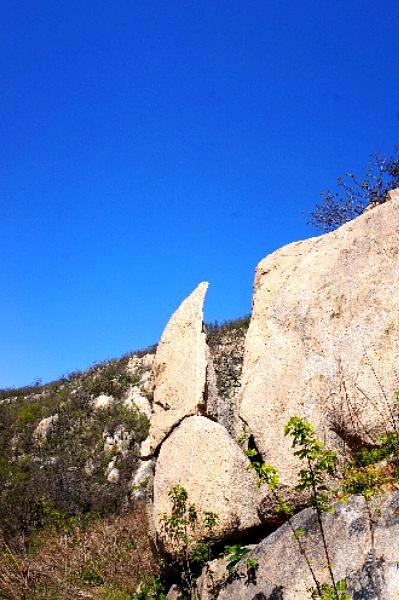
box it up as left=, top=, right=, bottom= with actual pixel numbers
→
left=149, top=282, right=209, bottom=454
left=124, top=385, right=152, bottom=419
left=387, top=187, right=399, bottom=201
left=92, top=393, right=114, bottom=411
left=153, top=415, right=260, bottom=550
left=33, top=414, right=59, bottom=446
left=240, top=192, right=399, bottom=487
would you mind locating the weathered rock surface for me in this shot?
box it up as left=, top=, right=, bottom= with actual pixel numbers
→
left=387, top=187, right=399, bottom=202
left=207, top=319, right=248, bottom=403
left=125, top=385, right=152, bottom=419
left=240, top=192, right=399, bottom=488
left=149, top=282, right=209, bottom=454
left=92, top=393, right=114, bottom=410
left=103, top=424, right=132, bottom=455
left=217, top=491, right=399, bottom=600
left=105, top=458, right=120, bottom=484
left=33, top=414, right=59, bottom=445
left=131, top=458, right=155, bottom=500
left=153, top=416, right=260, bottom=549
left=128, top=353, right=156, bottom=397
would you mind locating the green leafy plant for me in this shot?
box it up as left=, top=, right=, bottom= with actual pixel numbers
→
left=284, top=417, right=344, bottom=598
left=80, top=565, right=104, bottom=585
left=224, top=544, right=250, bottom=573
left=246, top=419, right=350, bottom=599
left=245, top=443, right=322, bottom=595
left=341, top=429, right=399, bottom=500
left=223, top=543, right=259, bottom=589
left=244, top=556, right=259, bottom=571
left=132, top=575, right=167, bottom=600
left=337, top=423, right=399, bottom=600
left=309, top=580, right=349, bottom=600
left=159, top=485, right=219, bottom=599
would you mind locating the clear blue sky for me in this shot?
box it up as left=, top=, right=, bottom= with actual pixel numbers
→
left=1, top=1, right=398, bottom=388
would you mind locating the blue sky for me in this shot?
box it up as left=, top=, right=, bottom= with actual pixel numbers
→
left=1, top=1, right=398, bottom=388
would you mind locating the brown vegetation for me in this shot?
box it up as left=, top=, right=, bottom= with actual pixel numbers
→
left=0, top=505, right=158, bottom=600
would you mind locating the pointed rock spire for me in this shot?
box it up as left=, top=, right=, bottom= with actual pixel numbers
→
left=148, top=282, right=209, bottom=454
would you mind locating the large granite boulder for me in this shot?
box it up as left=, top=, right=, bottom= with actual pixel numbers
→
left=153, top=415, right=260, bottom=550
left=217, top=492, right=399, bottom=600
left=239, top=191, right=399, bottom=488
left=149, top=282, right=209, bottom=454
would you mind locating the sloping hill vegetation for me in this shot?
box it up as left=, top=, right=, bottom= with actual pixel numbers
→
left=0, top=318, right=250, bottom=599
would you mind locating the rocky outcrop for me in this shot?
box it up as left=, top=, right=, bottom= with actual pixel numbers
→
left=149, top=190, right=399, bottom=561
left=92, top=393, right=114, bottom=410
left=131, top=458, right=155, bottom=500
left=149, top=282, right=209, bottom=454
left=203, top=345, right=233, bottom=434
left=239, top=191, right=399, bottom=489
left=153, top=415, right=260, bottom=549
left=207, top=320, right=248, bottom=403
left=33, top=414, right=59, bottom=446
left=127, top=353, right=155, bottom=397
left=125, top=385, right=152, bottom=419
left=149, top=285, right=259, bottom=551
left=206, top=320, right=248, bottom=436
left=105, top=459, right=120, bottom=484
left=216, top=491, right=399, bottom=600
left=103, top=424, right=132, bottom=455
left=387, top=187, right=399, bottom=202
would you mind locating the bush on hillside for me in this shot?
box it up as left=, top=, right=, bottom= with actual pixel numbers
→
left=309, top=147, right=399, bottom=233
left=205, top=315, right=250, bottom=347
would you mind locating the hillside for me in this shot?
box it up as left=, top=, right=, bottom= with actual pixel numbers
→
left=0, top=317, right=249, bottom=599
left=3, top=190, right=399, bottom=600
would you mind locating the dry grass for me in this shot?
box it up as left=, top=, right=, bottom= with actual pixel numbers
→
left=0, top=505, right=158, bottom=600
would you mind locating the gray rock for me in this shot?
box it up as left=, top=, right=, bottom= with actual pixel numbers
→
left=131, top=458, right=155, bottom=500
left=103, top=424, right=132, bottom=455
left=105, top=457, right=120, bottom=483
left=217, top=492, right=399, bottom=600
left=204, top=345, right=234, bottom=434
left=92, top=393, right=114, bottom=410
left=125, top=385, right=152, bottom=419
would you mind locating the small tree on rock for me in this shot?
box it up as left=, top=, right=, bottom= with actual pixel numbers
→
left=309, top=147, right=399, bottom=233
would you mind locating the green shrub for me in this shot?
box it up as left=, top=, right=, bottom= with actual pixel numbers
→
left=15, top=400, right=44, bottom=430
left=80, top=565, right=104, bottom=585
left=133, top=575, right=167, bottom=600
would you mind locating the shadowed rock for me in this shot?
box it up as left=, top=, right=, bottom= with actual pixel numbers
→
left=217, top=492, right=399, bottom=600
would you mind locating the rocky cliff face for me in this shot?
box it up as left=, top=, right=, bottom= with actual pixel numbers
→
left=148, top=189, right=399, bottom=598
left=239, top=187, right=399, bottom=501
